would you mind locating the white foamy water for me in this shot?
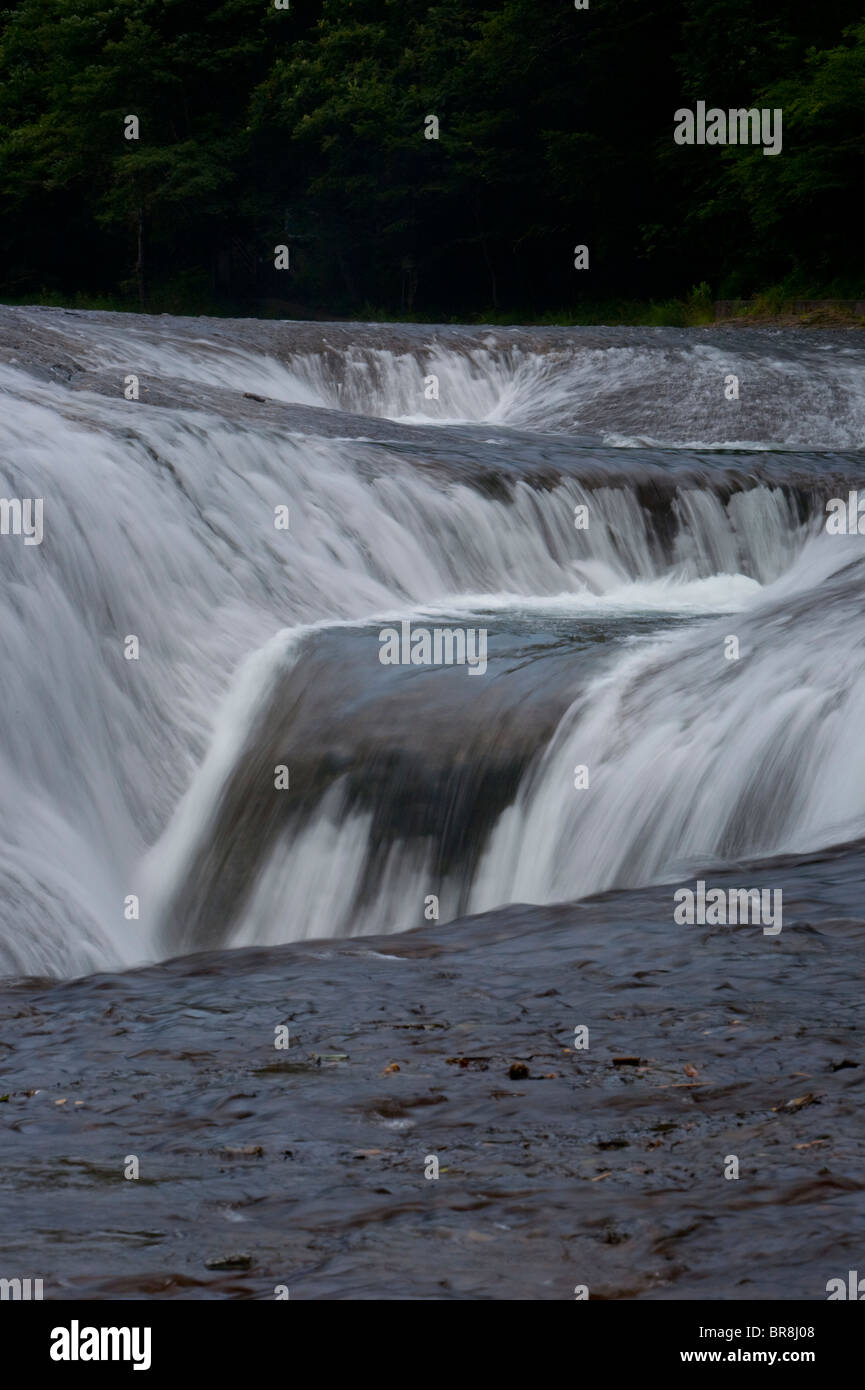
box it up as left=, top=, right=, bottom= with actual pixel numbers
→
left=1, top=306, right=863, bottom=972
left=470, top=538, right=865, bottom=914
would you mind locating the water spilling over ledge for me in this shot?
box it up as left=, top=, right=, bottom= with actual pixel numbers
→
left=2, top=306, right=865, bottom=1303
left=2, top=306, right=865, bottom=974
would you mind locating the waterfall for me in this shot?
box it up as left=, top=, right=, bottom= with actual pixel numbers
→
left=1, top=305, right=863, bottom=974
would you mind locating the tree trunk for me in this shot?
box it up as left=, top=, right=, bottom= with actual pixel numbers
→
left=481, top=235, right=497, bottom=310
left=474, top=203, right=498, bottom=310
left=336, top=245, right=357, bottom=303
left=135, top=207, right=146, bottom=309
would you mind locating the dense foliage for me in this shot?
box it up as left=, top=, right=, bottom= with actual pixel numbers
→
left=0, top=0, right=862, bottom=316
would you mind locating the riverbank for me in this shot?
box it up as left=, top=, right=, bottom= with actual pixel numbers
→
left=4, top=290, right=865, bottom=329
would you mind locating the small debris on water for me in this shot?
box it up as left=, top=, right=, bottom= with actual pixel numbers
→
left=205, top=1252, right=253, bottom=1270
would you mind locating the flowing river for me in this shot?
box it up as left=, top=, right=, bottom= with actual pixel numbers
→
left=0, top=306, right=863, bottom=1298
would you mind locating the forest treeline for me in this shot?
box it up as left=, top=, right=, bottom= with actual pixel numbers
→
left=0, top=0, right=862, bottom=319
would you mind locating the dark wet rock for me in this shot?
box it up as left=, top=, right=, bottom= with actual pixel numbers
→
left=3, top=851, right=862, bottom=1299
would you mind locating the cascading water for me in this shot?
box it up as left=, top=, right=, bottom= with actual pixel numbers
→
left=472, top=538, right=865, bottom=912
left=1, top=304, right=864, bottom=976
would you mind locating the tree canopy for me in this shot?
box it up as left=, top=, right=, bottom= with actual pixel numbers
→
left=0, top=0, right=862, bottom=315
